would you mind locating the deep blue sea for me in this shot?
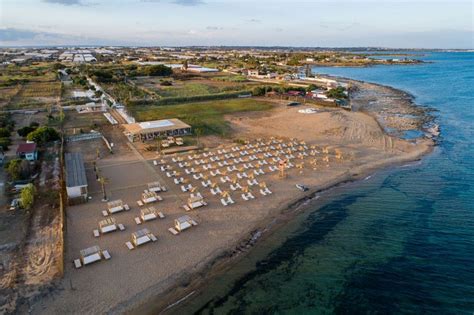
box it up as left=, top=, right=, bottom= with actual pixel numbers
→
left=177, top=52, right=474, bottom=314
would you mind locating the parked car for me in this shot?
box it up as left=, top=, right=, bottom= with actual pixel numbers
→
left=8, top=199, right=19, bottom=211
left=287, top=102, right=301, bottom=107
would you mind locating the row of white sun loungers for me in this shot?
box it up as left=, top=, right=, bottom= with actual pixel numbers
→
left=220, top=196, right=235, bottom=206
left=174, top=177, right=184, bottom=184
left=230, top=183, right=242, bottom=191
left=211, top=187, right=222, bottom=195
left=241, top=192, right=255, bottom=201
left=193, top=173, right=204, bottom=180
left=185, top=168, right=197, bottom=174
left=153, top=139, right=308, bottom=211
left=181, top=184, right=193, bottom=192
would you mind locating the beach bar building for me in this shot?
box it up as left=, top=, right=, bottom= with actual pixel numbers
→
left=65, top=152, right=88, bottom=203
left=123, top=119, right=191, bottom=142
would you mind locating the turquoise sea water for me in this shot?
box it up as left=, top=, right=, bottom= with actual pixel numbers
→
left=176, top=52, right=474, bottom=314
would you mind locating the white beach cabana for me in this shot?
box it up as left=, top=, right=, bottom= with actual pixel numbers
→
left=126, top=228, right=157, bottom=249
left=147, top=181, right=166, bottom=193
left=184, top=193, right=206, bottom=211
left=74, top=245, right=110, bottom=268
left=135, top=206, right=165, bottom=224
left=141, top=191, right=162, bottom=204
left=168, top=215, right=198, bottom=235
left=103, top=199, right=130, bottom=216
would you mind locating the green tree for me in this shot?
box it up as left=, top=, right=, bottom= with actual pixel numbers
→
left=144, top=65, right=172, bottom=76
left=20, top=184, right=36, bottom=209
left=326, top=87, right=347, bottom=99
left=52, top=63, right=66, bottom=70
left=26, top=126, right=60, bottom=145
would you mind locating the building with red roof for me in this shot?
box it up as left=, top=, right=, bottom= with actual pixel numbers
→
left=16, top=143, right=38, bottom=161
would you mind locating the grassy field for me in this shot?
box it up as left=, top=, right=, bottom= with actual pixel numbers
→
left=130, top=98, right=274, bottom=136
left=0, top=63, right=61, bottom=109
left=0, top=86, right=22, bottom=108
left=133, top=76, right=258, bottom=99
left=20, top=81, right=61, bottom=98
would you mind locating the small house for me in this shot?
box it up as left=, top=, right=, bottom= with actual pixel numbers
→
left=65, top=153, right=88, bottom=202
left=16, top=143, right=38, bottom=161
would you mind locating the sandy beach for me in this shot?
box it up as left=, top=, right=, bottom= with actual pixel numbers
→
left=28, top=79, right=435, bottom=315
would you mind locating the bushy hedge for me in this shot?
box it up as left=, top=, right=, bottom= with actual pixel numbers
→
left=128, top=90, right=253, bottom=107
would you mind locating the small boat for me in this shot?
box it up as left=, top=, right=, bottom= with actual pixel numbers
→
left=296, top=184, right=309, bottom=192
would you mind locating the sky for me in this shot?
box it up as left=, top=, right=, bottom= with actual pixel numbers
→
left=0, top=0, right=473, bottom=48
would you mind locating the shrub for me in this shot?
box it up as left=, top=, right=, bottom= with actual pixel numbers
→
left=5, top=159, right=22, bottom=180
left=0, top=128, right=10, bottom=138
left=160, top=80, right=173, bottom=86
left=326, top=87, right=347, bottom=99
left=18, top=126, right=37, bottom=137
left=20, top=184, right=36, bottom=209
left=0, top=137, right=11, bottom=150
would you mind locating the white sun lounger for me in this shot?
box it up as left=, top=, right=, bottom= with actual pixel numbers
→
left=168, top=227, right=179, bottom=235
left=102, top=210, right=108, bottom=217
left=118, top=223, right=125, bottom=231
left=93, top=229, right=100, bottom=237
left=74, top=259, right=82, bottom=269
left=102, top=250, right=111, bottom=260
left=126, top=241, right=134, bottom=250
left=210, top=187, right=222, bottom=195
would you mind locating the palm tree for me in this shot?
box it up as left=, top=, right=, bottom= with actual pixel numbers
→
left=98, top=176, right=109, bottom=201
left=195, top=128, right=203, bottom=148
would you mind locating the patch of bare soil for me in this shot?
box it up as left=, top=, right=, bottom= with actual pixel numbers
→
left=0, top=145, right=63, bottom=314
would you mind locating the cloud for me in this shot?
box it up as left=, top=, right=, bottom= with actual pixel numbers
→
left=174, top=0, right=204, bottom=5
left=206, top=26, right=223, bottom=31
left=0, top=28, right=42, bottom=41
left=140, top=0, right=204, bottom=5
left=319, top=22, right=362, bottom=32
left=42, top=0, right=84, bottom=5
left=246, top=19, right=261, bottom=23
left=0, top=27, right=123, bottom=46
